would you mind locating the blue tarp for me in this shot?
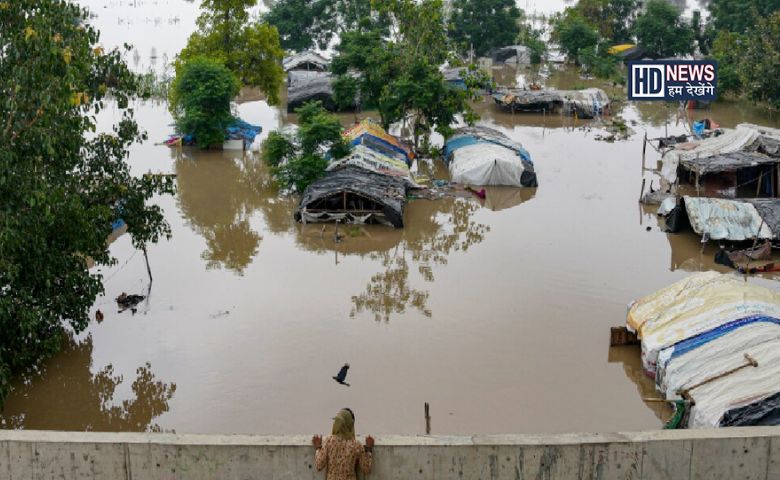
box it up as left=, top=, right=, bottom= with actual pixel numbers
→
left=226, top=119, right=262, bottom=143
left=443, top=135, right=532, bottom=165
left=661, top=315, right=780, bottom=369
left=349, top=134, right=412, bottom=166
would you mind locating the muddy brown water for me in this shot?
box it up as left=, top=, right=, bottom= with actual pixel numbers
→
left=3, top=0, right=780, bottom=435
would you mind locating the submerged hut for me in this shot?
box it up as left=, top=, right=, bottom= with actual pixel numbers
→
left=283, top=51, right=329, bottom=72
left=295, top=166, right=406, bottom=228
left=664, top=196, right=778, bottom=241
left=492, top=45, right=531, bottom=65
left=626, top=272, right=780, bottom=428
left=443, top=127, right=537, bottom=187
left=661, top=124, right=780, bottom=192
left=492, top=88, right=610, bottom=118
left=287, top=70, right=335, bottom=112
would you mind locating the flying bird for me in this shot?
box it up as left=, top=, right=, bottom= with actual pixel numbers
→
left=333, top=363, right=350, bottom=386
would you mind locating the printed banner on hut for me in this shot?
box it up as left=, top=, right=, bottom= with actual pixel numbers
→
left=628, top=60, right=718, bottom=101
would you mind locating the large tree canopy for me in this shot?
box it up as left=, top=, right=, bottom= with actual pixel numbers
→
left=633, top=0, right=693, bottom=58
left=449, top=0, right=522, bottom=57
left=265, top=0, right=374, bottom=51
left=551, top=9, right=600, bottom=63
left=710, top=0, right=780, bottom=33
left=574, top=0, right=638, bottom=43
left=178, top=0, right=284, bottom=104
left=0, top=0, right=174, bottom=402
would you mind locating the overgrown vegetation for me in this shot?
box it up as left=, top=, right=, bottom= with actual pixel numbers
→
left=170, top=57, right=240, bottom=149
left=261, top=102, right=350, bottom=192
left=449, top=0, right=521, bottom=57
left=176, top=0, right=284, bottom=105
left=0, top=0, right=174, bottom=404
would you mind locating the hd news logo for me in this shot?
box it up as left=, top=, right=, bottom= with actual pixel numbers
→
left=628, top=60, right=718, bottom=101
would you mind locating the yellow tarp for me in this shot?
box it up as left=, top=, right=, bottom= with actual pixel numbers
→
left=608, top=44, right=636, bottom=55
left=342, top=119, right=414, bottom=160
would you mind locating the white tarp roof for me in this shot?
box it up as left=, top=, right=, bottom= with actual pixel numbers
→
left=449, top=143, right=528, bottom=186
left=627, top=271, right=780, bottom=373
left=682, top=196, right=774, bottom=241
left=283, top=51, right=329, bottom=72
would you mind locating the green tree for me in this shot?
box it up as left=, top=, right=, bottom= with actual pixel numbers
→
left=449, top=0, right=522, bottom=57
left=0, top=0, right=173, bottom=403
left=575, top=0, right=638, bottom=43
left=710, top=0, right=780, bottom=33
left=517, top=23, right=547, bottom=64
left=265, top=0, right=374, bottom=51
left=633, top=0, right=693, bottom=58
left=262, top=102, right=350, bottom=192
left=711, top=30, right=744, bottom=95
left=170, top=57, right=240, bottom=149
left=739, top=11, right=780, bottom=111
left=551, top=9, right=600, bottom=63
left=178, top=0, right=284, bottom=104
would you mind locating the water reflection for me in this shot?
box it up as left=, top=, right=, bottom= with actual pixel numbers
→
left=174, top=149, right=263, bottom=274
left=0, top=335, right=175, bottom=432
left=608, top=346, right=671, bottom=424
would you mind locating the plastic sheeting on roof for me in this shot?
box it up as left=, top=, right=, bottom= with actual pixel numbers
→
left=287, top=70, right=334, bottom=112
left=326, top=145, right=419, bottom=188
left=627, top=272, right=780, bottom=374
left=656, top=316, right=780, bottom=399
left=283, top=51, right=329, bottom=72
left=343, top=119, right=415, bottom=164
left=444, top=127, right=536, bottom=187
left=493, top=45, right=531, bottom=65
left=492, top=88, right=610, bottom=118
left=660, top=124, right=779, bottom=186
left=679, top=151, right=780, bottom=175
left=681, top=196, right=774, bottom=241
left=295, top=166, right=406, bottom=228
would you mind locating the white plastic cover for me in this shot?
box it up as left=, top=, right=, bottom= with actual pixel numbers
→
left=448, top=143, right=527, bottom=186
left=683, top=196, right=774, bottom=241
left=627, top=272, right=780, bottom=373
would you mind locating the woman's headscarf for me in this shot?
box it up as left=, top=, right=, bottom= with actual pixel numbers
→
left=331, top=408, right=355, bottom=440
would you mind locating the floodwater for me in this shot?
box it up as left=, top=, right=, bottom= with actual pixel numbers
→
left=3, top=0, right=780, bottom=436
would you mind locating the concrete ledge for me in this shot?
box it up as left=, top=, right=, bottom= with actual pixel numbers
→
left=1, top=428, right=779, bottom=479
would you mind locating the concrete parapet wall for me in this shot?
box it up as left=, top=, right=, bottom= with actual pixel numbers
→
left=1, top=427, right=779, bottom=479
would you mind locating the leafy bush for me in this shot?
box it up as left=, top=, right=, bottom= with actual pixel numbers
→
left=261, top=102, right=349, bottom=192
left=170, top=57, right=240, bottom=149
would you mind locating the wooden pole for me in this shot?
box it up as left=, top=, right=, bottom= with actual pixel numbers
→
left=142, top=245, right=153, bottom=286
left=756, top=170, right=764, bottom=197
left=744, top=217, right=766, bottom=277
left=642, top=131, right=647, bottom=171
left=679, top=353, right=758, bottom=397
left=424, top=402, right=431, bottom=435
left=639, top=178, right=646, bottom=203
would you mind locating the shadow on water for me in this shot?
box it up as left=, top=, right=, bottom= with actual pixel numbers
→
left=0, top=334, right=176, bottom=432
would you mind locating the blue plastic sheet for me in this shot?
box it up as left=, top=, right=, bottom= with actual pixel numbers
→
left=444, top=135, right=532, bottom=164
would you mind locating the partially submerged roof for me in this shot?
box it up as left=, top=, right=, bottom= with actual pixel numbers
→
left=627, top=271, right=780, bottom=428
left=681, top=196, right=774, bottom=241
left=296, top=166, right=406, bottom=228
left=343, top=119, right=415, bottom=164
left=326, top=144, right=419, bottom=188
left=287, top=70, right=334, bottom=112
left=679, top=151, right=780, bottom=175
left=493, top=45, right=531, bottom=64
left=444, top=126, right=537, bottom=187
left=283, top=50, right=329, bottom=72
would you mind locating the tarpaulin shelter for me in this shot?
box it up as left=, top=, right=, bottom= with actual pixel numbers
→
left=626, top=272, right=780, bottom=428
left=627, top=272, right=780, bottom=375
left=443, top=127, right=537, bottom=187
left=326, top=145, right=419, bottom=188
left=660, top=124, right=780, bottom=190
left=666, top=196, right=776, bottom=241
left=283, top=51, right=329, bottom=72
left=492, top=45, right=531, bottom=65
left=492, top=88, right=610, bottom=118
left=295, top=166, right=406, bottom=228
left=287, top=70, right=335, bottom=112
left=343, top=119, right=415, bottom=165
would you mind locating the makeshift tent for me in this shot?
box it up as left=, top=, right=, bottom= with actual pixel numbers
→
left=326, top=145, right=419, bottom=188
left=492, top=88, right=610, bottom=118
left=561, top=88, right=610, bottom=118
left=295, top=166, right=406, bottom=228
left=660, top=124, right=780, bottom=187
left=493, top=45, right=531, bottom=65
left=343, top=119, right=415, bottom=165
left=283, top=51, right=329, bottom=72
left=670, top=196, right=775, bottom=241
left=626, top=272, right=780, bottom=375
left=164, top=118, right=261, bottom=150
left=287, top=70, right=335, bottom=112
left=444, top=127, right=537, bottom=187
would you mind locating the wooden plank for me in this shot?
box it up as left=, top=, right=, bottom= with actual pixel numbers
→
left=610, top=326, right=638, bottom=347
